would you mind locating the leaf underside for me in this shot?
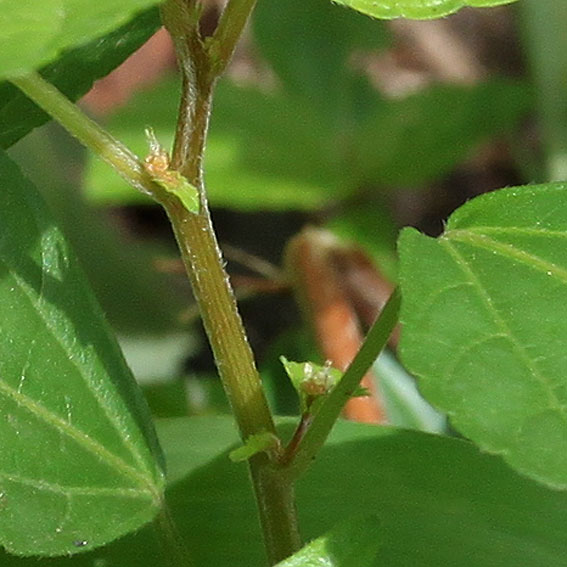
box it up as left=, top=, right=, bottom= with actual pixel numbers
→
left=0, top=150, right=164, bottom=556
left=333, top=0, right=517, bottom=20
left=399, top=183, right=567, bottom=489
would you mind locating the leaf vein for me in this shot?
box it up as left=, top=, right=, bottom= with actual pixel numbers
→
left=441, top=239, right=566, bottom=414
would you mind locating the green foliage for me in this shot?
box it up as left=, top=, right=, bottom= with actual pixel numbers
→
left=84, top=0, right=530, bottom=213
left=253, top=0, right=390, bottom=111
left=5, top=416, right=567, bottom=566
left=0, top=151, right=164, bottom=555
left=0, top=7, right=161, bottom=149
left=0, top=0, right=161, bottom=80
left=333, top=0, right=518, bottom=20
left=354, top=80, right=532, bottom=187
left=399, top=183, right=567, bottom=489
left=85, top=76, right=531, bottom=211
left=275, top=515, right=381, bottom=567
left=1, top=0, right=565, bottom=565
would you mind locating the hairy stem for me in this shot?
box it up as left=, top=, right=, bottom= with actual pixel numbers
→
left=161, top=0, right=300, bottom=562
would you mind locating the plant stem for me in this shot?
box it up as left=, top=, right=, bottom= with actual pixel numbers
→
left=9, top=73, right=158, bottom=199
left=161, top=1, right=300, bottom=562
left=12, top=59, right=298, bottom=562
left=286, top=288, right=401, bottom=479
left=208, top=0, right=258, bottom=75
left=161, top=195, right=276, bottom=440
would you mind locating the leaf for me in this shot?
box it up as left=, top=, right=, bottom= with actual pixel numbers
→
left=253, top=0, right=389, bottom=109
left=229, top=432, right=280, bottom=462
left=275, top=515, right=381, bottom=567
left=355, top=80, right=532, bottom=187
left=398, top=182, right=567, bottom=489
left=0, top=7, right=161, bottom=149
left=84, top=77, right=350, bottom=211
left=0, top=0, right=162, bottom=79
left=333, top=0, right=518, bottom=20
left=0, top=150, right=164, bottom=555
left=16, top=415, right=567, bottom=566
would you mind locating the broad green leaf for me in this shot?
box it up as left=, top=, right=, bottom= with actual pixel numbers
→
left=333, top=0, right=517, bottom=20
left=0, top=7, right=161, bottom=149
left=10, top=416, right=567, bottom=566
left=355, top=80, right=532, bottom=187
left=0, top=150, right=164, bottom=555
left=253, top=0, right=389, bottom=111
left=0, top=0, right=162, bottom=79
left=275, top=515, right=381, bottom=567
left=84, top=77, right=349, bottom=211
left=398, top=182, right=567, bottom=489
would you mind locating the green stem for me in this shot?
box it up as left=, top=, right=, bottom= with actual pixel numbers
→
left=161, top=1, right=300, bottom=562
left=10, top=73, right=159, bottom=199
left=208, top=0, right=258, bottom=75
left=286, top=288, right=401, bottom=479
left=161, top=195, right=276, bottom=440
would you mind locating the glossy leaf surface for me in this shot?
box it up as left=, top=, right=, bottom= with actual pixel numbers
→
left=0, top=0, right=161, bottom=79
left=0, top=151, right=164, bottom=556
left=399, top=183, right=567, bottom=489
left=275, top=515, right=381, bottom=567
left=334, top=0, right=517, bottom=20
left=7, top=416, right=567, bottom=566
left=0, top=7, right=161, bottom=149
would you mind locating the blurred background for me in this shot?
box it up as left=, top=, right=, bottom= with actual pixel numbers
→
left=6, top=0, right=563, bottom=430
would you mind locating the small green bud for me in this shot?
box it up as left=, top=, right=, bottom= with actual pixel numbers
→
left=143, top=127, right=200, bottom=214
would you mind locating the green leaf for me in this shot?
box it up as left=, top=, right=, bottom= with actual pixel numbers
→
left=333, top=0, right=518, bottom=20
left=16, top=415, right=567, bottom=566
left=355, top=80, right=532, bottom=187
left=0, top=0, right=162, bottom=79
left=398, top=182, right=567, bottom=489
left=253, top=0, right=389, bottom=110
left=0, top=7, right=161, bottom=149
left=0, top=150, right=164, bottom=555
left=84, top=77, right=349, bottom=211
left=229, top=431, right=280, bottom=462
left=275, top=515, right=381, bottom=567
